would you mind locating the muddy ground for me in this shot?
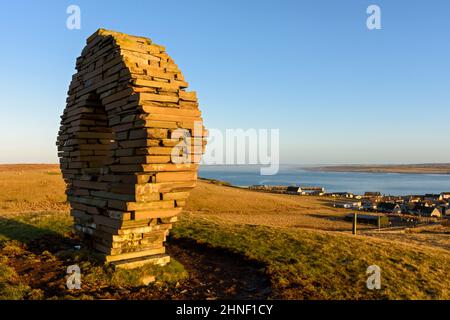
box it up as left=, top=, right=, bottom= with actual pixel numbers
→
left=1, top=234, right=271, bottom=300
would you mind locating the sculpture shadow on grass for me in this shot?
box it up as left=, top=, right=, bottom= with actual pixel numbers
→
left=0, top=216, right=77, bottom=253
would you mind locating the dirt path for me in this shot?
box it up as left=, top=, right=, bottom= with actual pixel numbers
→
left=164, top=238, right=271, bottom=299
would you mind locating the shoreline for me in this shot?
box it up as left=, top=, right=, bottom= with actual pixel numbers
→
left=304, top=165, right=450, bottom=175
left=199, top=177, right=450, bottom=197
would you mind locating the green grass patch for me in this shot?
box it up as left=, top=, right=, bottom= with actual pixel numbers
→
left=46, top=172, right=61, bottom=176
left=0, top=257, right=30, bottom=300
left=0, top=211, right=188, bottom=299
left=0, top=211, right=72, bottom=242
left=109, top=259, right=188, bottom=287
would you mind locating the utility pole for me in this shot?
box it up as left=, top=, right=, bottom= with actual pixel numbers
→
left=352, top=213, right=358, bottom=235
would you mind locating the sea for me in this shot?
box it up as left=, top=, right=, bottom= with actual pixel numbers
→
left=198, top=165, right=450, bottom=196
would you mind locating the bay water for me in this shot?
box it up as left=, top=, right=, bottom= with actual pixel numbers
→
left=199, top=165, right=450, bottom=196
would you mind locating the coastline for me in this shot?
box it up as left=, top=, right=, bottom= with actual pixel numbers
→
left=304, top=165, right=450, bottom=175
left=200, top=177, right=450, bottom=196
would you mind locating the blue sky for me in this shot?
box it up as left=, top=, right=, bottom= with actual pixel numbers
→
left=0, top=0, right=449, bottom=164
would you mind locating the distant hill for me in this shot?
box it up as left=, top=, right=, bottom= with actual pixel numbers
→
left=306, top=164, right=450, bottom=174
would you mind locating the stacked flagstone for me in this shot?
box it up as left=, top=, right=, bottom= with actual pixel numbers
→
left=56, top=29, right=207, bottom=269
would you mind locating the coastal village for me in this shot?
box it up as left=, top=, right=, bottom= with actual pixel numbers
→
left=249, top=185, right=450, bottom=228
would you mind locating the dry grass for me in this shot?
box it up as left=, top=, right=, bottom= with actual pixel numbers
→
left=0, top=164, right=60, bottom=172
left=0, top=164, right=362, bottom=231
left=0, top=164, right=68, bottom=213
left=186, top=180, right=370, bottom=231
left=362, top=225, right=450, bottom=252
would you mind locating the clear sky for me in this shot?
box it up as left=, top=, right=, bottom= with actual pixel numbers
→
left=0, top=0, right=449, bottom=165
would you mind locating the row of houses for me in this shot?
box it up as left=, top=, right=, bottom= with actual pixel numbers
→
left=249, top=186, right=384, bottom=199
left=249, top=185, right=449, bottom=218
left=373, top=202, right=443, bottom=217
left=249, top=185, right=326, bottom=196
left=337, top=193, right=450, bottom=218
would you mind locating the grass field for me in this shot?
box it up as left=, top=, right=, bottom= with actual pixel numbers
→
left=0, top=164, right=449, bottom=299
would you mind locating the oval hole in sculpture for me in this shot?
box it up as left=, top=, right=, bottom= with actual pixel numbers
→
left=78, top=92, right=116, bottom=178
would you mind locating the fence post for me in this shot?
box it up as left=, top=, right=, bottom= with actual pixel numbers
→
left=352, top=213, right=357, bottom=235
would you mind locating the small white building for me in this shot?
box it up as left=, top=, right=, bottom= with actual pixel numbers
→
left=334, top=201, right=362, bottom=209
left=441, top=192, right=450, bottom=200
